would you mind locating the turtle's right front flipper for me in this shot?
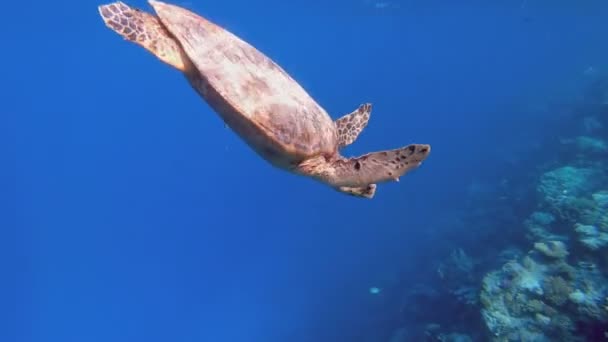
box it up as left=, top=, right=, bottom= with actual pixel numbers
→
left=98, top=1, right=187, bottom=71
left=335, top=103, right=372, bottom=149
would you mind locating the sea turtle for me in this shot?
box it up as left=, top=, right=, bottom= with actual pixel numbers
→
left=98, top=0, right=431, bottom=198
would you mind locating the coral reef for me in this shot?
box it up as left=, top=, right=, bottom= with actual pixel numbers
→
left=480, top=251, right=607, bottom=341
left=478, top=78, right=608, bottom=341
left=480, top=142, right=608, bottom=340
left=384, top=73, right=608, bottom=342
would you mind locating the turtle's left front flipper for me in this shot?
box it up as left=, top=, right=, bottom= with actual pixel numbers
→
left=330, top=144, right=431, bottom=187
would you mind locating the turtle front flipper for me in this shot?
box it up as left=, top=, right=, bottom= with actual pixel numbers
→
left=98, top=2, right=187, bottom=71
left=327, top=144, right=430, bottom=188
left=335, top=103, right=372, bottom=149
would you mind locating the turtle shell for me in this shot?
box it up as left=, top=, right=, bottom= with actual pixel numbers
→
left=150, top=1, right=338, bottom=168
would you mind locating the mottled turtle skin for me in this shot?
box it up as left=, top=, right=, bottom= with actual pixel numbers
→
left=98, top=1, right=431, bottom=198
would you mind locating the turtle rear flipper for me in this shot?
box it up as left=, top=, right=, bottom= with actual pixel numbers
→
left=335, top=103, right=372, bottom=149
left=330, top=144, right=430, bottom=187
left=98, top=2, right=187, bottom=71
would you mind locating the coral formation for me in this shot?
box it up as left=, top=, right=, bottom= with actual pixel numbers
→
left=575, top=136, right=607, bottom=153
left=533, top=241, right=569, bottom=259
left=575, top=223, right=608, bottom=250
left=543, top=275, right=573, bottom=306
left=537, top=166, right=604, bottom=223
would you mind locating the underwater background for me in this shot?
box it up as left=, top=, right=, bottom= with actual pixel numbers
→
left=9, top=0, right=608, bottom=341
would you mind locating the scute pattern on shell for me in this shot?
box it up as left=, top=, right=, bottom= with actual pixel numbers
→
left=152, top=1, right=338, bottom=160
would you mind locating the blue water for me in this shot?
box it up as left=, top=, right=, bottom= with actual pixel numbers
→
left=9, top=0, right=608, bottom=341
